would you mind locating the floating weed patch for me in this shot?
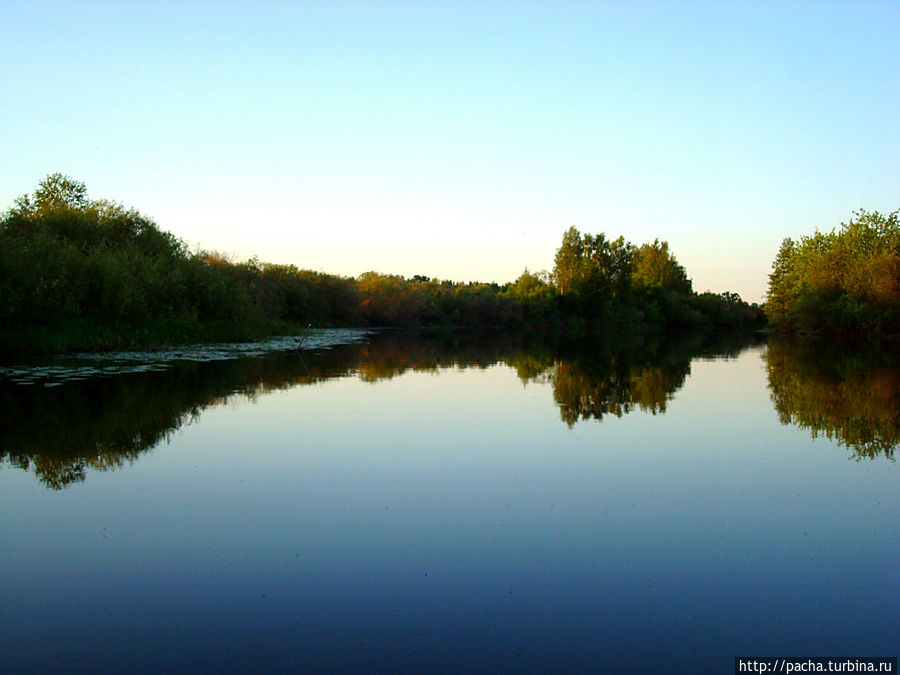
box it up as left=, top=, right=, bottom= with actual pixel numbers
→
left=1, top=329, right=372, bottom=386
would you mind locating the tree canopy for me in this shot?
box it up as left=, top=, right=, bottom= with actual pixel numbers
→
left=765, top=209, right=899, bottom=339
left=631, top=239, right=692, bottom=294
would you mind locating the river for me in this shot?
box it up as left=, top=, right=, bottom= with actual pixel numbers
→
left=1, top=330, right=896, bottom=673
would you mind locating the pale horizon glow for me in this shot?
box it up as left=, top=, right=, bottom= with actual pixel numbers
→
left=2, top=1, right=898, bottom=303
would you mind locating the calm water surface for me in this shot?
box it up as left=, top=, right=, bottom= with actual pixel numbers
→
left=1, top=331, right=897, bottom=673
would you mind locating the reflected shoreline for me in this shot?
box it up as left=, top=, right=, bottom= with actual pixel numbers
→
left=766, top=339, right=900, bottom=461
left=5, top=329, right=896, bottom=489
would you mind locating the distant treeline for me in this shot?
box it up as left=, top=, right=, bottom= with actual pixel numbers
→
left=0, top=174, right=763, bottom=353
left=765, top=209, right=899, bottom=340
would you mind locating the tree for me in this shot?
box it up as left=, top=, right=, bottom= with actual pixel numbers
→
left=553, top=226, right=585, bottom=295
left=764, top=209, right=899, bottom=337
left=505, top=269, right=555, bottom=324
left=765, top=237, right=797, bottom=326
left=631, top=239, right=691, bottom=294
left=552, top=226, right=633, bottom=317
left=9, top=172, right=89, bottom=217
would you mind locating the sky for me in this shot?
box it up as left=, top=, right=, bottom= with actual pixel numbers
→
left=2, top=1, right=898, bottom=303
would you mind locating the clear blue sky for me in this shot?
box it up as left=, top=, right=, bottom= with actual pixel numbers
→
left=2, top=1, right=897, bottom=303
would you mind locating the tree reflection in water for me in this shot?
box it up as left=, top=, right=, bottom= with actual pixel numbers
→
left=546, top=331, right=756, bottom=426
left=1, top=329, right=762, bottom=488
left=0, top=343, right=367, bottom=489
left=551, top=354, right=687, bottom=426
left=766, top=340, right=899, bottom=460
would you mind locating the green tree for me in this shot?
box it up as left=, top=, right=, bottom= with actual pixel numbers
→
left=553, top=226, right=585, bottom=295
left=505, top=269, right=556, bottom=325
left=631, top=239, right=692, bottom=294
left=552, top=226, right=633, bottom=317
left=765, top=209, right=899, bottom=338
left=765, top=238, right=797, bottom=327
left=10, top=172, right=90, bottom=216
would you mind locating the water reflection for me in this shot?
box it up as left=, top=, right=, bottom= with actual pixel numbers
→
left=551, top=346, right=689, bottom=426
left=1, top=330, right=761, bottom=488
left=0, top=345, right=366, bottom=489
left=546, top=331, right=759, bottom=426
left=766, top=340, right=900, bottom=460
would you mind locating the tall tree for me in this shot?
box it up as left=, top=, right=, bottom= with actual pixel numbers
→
left=631, top=239, right=691, bottom=294
left=553, top=226, right=585, bottom=295
left=552, top=226, right=633, bottom=314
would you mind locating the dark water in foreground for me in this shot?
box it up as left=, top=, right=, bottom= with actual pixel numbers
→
left=1, top=330, right=897, bottom=673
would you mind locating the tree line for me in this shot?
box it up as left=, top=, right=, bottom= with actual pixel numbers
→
left=549, top=226, right=763, bottom=334
left=765, top=209, right=899, bottom=340
left=1, top=173, right=764, bottom=353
